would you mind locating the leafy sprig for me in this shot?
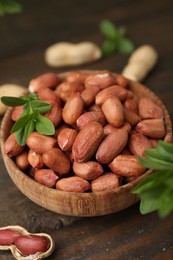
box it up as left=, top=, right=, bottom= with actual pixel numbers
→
left=1, top=94, right=55, bottom=146
left=0, top=0, right=22, bottom=16
left=99, top=19, right=135, bottom=56
left=133, top=140, right=173, bottom=218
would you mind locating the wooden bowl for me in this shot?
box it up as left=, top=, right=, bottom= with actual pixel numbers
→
left=0, top=72, right=172, bottom=216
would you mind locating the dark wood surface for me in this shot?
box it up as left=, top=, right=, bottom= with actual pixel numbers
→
left=0, top=0, right=173, bottom=259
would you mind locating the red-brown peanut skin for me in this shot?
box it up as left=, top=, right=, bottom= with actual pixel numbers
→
left=57, top=127, right=78, bottom=151
left=116, top=74, right=128, bottom=88
left=44, top=102, right=62, bottom=127
left=26, top=132, right=57, bottom=154
left=29, top=72, right=60, bottom=93
left=14, top=235, right=49, bottom=256
left=4, top=133, right=25, bottom=157
left=62, top=93, right=84, bottom=125
left=56, top=176, right=90, bottom=192
left=66, top=70, right=88, bottom=84
left=108, top=155, right=145, bottom=177
left=72, top=122, right=104, bottom=162
left=34, top=169, right=59, bottom=188
left=76, top=111, right=106, bottom=129
left=85, top=71, right=116, bottom=89
left=124, top=108, right=141, bottom=126
left=28, top=150, right=44, bottom=169
left=73, top=161, right=103, bottom=180
left=128, top=132, right=152, bottom=157
left=11, top=106, right=23, bottom=121
left=124, top=97, right=139, bottom=114
left=102, top=96, right=124, bottom=127
left=55, top=81, right=84, bottom=102
left=135, top=119, right=166, bottom=139
left=103, top=123, right=131, bottom=136
left=0, top=229, right=21, bottom=245
left=15, top=150, right=30, bottom=171
left=38, top=88, right=60, bottom=105
left=91, top=173, right=121, bottom=192
left=96, top=128, right=128, bottom=164
left=81, top=85, right=100, bottom=106
left=95, top=85, right=128, bottom=105
left=138, top=97, right=164, bottom=119
left=42, top=148, right=71, bottom=174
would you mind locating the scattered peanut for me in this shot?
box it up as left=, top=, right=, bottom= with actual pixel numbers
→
left=45, top=41, right=102, bottom=67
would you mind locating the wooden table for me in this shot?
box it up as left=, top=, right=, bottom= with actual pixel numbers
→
left=0, top=0, right=173, bottom=259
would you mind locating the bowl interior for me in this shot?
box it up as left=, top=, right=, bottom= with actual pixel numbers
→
left=0, top=72, right=172, bottom=216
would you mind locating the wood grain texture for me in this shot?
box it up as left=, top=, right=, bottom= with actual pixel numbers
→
left=0, top=0, right=173, bottom=259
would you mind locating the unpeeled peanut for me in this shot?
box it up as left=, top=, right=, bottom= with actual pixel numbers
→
left=72, top=122, right=104, bottom=162
left=76, top=111, right=106, bottom=129
left=85, top=71, right=116, bottom=89
left=26, top=132, right=57, bottom=154
left=4, top=133, right=25, bottom=157
left=14, top=235, right=50, bottom=256
left=29, top=72, right=60, bottom=93
left=128, top=132, right=152, bottom=157
left=102, top=96, right=124, bottom=127
left=42, top=148, right=71, bottom=174
left=57, top=127, right=78, bottom=151
left=109, top=155, right=145, bottom=177
left=45, top=41, right=102, bottom=67
left=81, top=85, right=100, bottom=106
left=62, top=93, right=84, bottom=125
left=138, top=97, right=164, bottom=119
left=34, top=169, right=59, bottom=188
left=0, top=229, right=21, bottom=245
left=73, top=161, right=103, bottom=180
left=15, top=150, right=30, bottom=171
left=136, top=119, right=165, bottom=138
left=56, top=176, right=91, bottom=192
left=91, top=173, right=121, bottom=192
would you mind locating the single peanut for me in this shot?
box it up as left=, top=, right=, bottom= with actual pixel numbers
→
left=15, top=150, right=30, bottom=170
left=116, top=74, right=128, bottom=88
left=91, top=173, right=121, bottom=192
left=26, top=132, right=57, bottom=154
left=128, top=132, right=152, bottom=157
left=62, top=93, right=84, bottom=125
left=76, top=111, right=106, bottom=129
left=0, top=229, right=21, bottom=245
left=28, top=150, right=44, bottom=169
left=108, top=155, right=145, bottom=177
left=85, top=71, right=116, bottom=89
left=38, top=87, right=61, bottom=105
left=124, top=107, right=141, bottom=126
left=11, top=106, right=23, bottom=121
left=34, top=169, right=59, bottom=187
left=102, top=96, right=124, bottom=127
left=55, top=81, right=84, bottom=102
left=14, top=235, right=50, bottom=256
left=44, top=102, right=62, bottom=127
left=72, top=121, right=104, bottom=162
left=138, top=97, right=164, bottom=119
left=73, top=161, right=103, bottom=180
left=56, top=176, right=90, bottom=192
left=136, top=119, right=165, bottom=138
left=95, top=85, right=128, bottom=105
left=42, top=148, right=71, bottom=174
left=4, top=133, right=25, bottom=157
left=81, top=85, right=100, bottom=106
left=57, top=127, right=78, bottom=151
left=66, top=70, right=88, bottom=84
left=96, top=128, right=128, bottom=164
left=29, top=72, right=60, bottom=93
left=124, top=96, right=139, bottom=114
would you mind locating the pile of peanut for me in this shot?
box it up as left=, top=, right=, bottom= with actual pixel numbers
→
left=4, top=71, right=165, bottom=193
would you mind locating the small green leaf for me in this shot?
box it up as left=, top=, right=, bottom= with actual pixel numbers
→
left=118, top=38, right=135, bottom=54
left=102, top=39, right=118, bottom=56
left=30, top=100, right=51, bottom=113
left=11, top=114, right=31, bottom=133
left=158, top=188, right=173, bottom=218
left=15, top=120, right=35, bottom=146
left=118, top=26, right=126, bottom=36
left=1, top=96, right=27, bottom=107
left=2, top=0, right=22, bottom=14
left=35, top=115, right=55, bottom=135
left=139, top=189, right=161, bottom=214
left=138, top=155, right=173, bottom=171
left=99, top=20, right=117, bottom=40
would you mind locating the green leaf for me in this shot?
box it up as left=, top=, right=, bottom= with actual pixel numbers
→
left=2, top=0, right=22, bottom=15
left=139, top=189, right=161, bottom=214
left=118, top=38, right=135, bottom=54
left=1, top=96, right=27, bottom=107
left=138, top=155, right=173, bottom=171
left=158, top=188, right=173, bottom=218
left=30, top=100, right=51, bottom=113
left=11, top=114, right=31, bottom=133
left=102, top=39, right=118, bottom=56
left=15, top=120, right=35, bottom=146
left=35, top=115, right=55, bottom=135
left=99, top=20, right=117, bottom=40
left=118, top=26, right=126, bottom=36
